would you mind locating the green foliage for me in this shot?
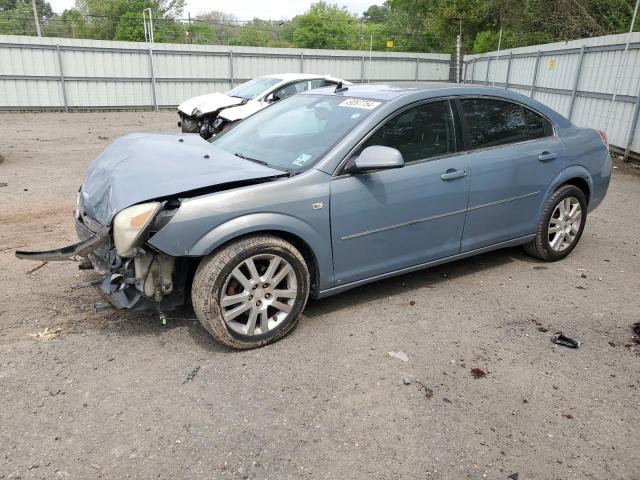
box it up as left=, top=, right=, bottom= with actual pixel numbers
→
left=362, top=3, right=389, bottom=23
left=0, top=0, right=53, bottom=35
left=291, top=2, right=359, bottom=49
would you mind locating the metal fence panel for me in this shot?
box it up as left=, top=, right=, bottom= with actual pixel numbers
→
left=0, top=34, right=451, bottom=111
left=464, top=32, right=640, bottom=157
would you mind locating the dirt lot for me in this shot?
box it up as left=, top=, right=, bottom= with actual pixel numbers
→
left=1, top=112, right=639, bottom=480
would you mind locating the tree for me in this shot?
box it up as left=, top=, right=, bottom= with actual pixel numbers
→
left=195, top=10, right=238, bottom=45
left=292, top=2, right=359, bottom=49
left=0, top=0, right=53, bottom=36
left=362, top=3, right=389, bottom=23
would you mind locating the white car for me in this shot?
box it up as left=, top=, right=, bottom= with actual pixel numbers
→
left=177, top=73, right=349, bottom=139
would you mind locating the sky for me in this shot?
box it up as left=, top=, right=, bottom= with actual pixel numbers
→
left=45, top=0, right=376, bottom=20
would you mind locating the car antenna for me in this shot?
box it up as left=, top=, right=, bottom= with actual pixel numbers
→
left=334, top=81, right=348, bottom=93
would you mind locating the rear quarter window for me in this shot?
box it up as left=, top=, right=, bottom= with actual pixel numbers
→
left=524, top=108, right=554, bottom=139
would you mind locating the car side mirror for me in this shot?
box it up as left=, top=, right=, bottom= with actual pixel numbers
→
left=345, top=146, right=405, bottom=174
left=265, top=93, right=275, bottom=103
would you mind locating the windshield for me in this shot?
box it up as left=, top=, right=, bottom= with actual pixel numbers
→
left=226, top=77, right=280, bottom=100
left=210, top=94, right=382, bottom=172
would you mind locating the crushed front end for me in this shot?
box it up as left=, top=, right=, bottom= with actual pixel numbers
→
left=16, top=193, right=189, bottom=313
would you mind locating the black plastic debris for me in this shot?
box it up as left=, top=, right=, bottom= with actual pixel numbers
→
left=183, top=366, right=200, bottom=384
left=552, top=332, right=581, bottom=349
left=633, top=322, right=640, bottom=336
left=507, top=473, right=519, bottom=480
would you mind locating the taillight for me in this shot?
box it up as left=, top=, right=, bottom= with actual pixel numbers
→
left=597, top=129, right=609, bottom=149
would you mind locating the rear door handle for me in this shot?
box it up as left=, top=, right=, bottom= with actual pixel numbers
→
left=440, top=169, right=467, bottom=181
left=538, top=151, right=557, bottom=162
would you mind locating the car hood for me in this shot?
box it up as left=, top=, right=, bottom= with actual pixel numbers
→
left=218, top=101, right=267, bottom=122
left=81, top=133, right=284, bottom=225
left=177, top=92, right=244, bottom=117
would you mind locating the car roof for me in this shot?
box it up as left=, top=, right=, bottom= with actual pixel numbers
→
left=301, top=82, right=572, bottom=126
left=265, top=73, right=332, bottom=81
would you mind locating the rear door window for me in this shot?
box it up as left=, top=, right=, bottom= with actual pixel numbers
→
left=460, top=98, right=528, bottom=149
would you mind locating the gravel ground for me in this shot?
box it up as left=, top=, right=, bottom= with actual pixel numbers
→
left=1, top=112, right=639, bottom=480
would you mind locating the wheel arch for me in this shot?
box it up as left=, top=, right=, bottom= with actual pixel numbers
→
left=187, top=213, right=331, bottom=295
left=539, top=166, right=593, bottom=220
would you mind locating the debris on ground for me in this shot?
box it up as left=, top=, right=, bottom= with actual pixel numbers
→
left=608, top=341, right=617, bottom=347
left=70, top=279, right=102, bottom=290
left=562, top=413, right=574, bottom=419
left=533, top=266, right=548, bottom=270
left=415, top=380, right=433, bottom=399
left=507, top=473, right=519, bottom=480
left=552, top=332, right=581, bottom=349
left=402, top=376, right=413, bottom=385
left=97, top=135, right=109, bottom=140
left=28, top=327, right=62, bottom=341
left=25, top=261, right=48, bottom=275
left=183, top=366, right=200, bottom=384
left=580, top=272, right=588, bottom=278
left=633, top=322, right=640, bottom=336
left=537, top=326, right=549, bottom=332
left=470, top=367, right=486, bottom=379
left=409, top=300, right=416, bottom=306
left=388, top=351, right=409, bottom=362
left=0, top=182, right=8, bottom=187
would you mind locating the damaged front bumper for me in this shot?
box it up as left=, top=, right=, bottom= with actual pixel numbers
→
left=15, top=226, right=109, bottom=262
left=16, top=214, right=183, bottom=312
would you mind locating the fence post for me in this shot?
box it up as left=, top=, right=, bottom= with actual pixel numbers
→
left=470, top=58, right=476, bottom=84
left=624, top=83, right=640, bottom=160
left=229, top=50, right=234, bottom=88
left=504, top=52, right=513, bottom=89
left=361, top=55, right=365, bottom=83
left=55, top=45, right=68, bottom=112
left=148, top=45, right=158, bottom=111
left=567, top=45, right=585, bottom=120
left=530, top=50, right=541, bottom=98
left=300, top=52, right=304, bottom=73
left=415, top=57, right=420, bottom=82
left=484, top=57, right=491, bottom=85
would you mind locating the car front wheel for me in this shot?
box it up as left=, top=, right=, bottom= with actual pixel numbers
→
left=523, top=184, right=587, bottom=261
left=192, top=235, right=310, bottom=349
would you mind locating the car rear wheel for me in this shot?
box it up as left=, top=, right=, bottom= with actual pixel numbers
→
left=523, top=185, right=587, bottom=261
left=192, top=235, right=310, bottom=349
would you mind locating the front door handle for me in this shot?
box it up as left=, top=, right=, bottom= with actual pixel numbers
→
left=538, top=151, right=557, bottom=162
left=440, top=169, right=467, bottom=181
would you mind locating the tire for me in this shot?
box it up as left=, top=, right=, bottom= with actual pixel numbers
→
left=192, top=235, right=310, bottom=349
left=523, top=185, right=587, bottom=261
left=180, top=115, right=199, bottom=133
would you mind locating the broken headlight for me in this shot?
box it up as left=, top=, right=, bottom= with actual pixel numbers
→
left=113, top=202, right=161, bottom=258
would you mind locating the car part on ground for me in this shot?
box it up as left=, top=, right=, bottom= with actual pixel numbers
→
left=176, top=74, right=347, bottom=139
left=16, top=83, right=611, bottom=349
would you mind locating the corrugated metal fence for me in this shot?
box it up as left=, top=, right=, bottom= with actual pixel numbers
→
left=0, top=35, right=451, bottom=111
left=463, top=33, right=640, bottom=157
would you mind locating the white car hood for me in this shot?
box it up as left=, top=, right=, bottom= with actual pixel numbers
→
left=177, top=92, right=244, bottom=117
left=218, top=101, right=267, bottom=122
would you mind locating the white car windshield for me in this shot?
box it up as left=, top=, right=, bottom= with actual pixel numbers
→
left=210, top=94, right=382, bottom=172
left=227, top=77, right=280, bottom=100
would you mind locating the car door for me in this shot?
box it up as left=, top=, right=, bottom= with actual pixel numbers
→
left=330, top=99, right=470, bottom=285
left=271, top=80, right=312, bottom=102
left=457, top=97, right=566, bottom=252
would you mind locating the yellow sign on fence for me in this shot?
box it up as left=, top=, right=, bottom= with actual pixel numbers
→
left=386, top=39, right=394, bottom=49
left=548, top=58, right=557, bottom=70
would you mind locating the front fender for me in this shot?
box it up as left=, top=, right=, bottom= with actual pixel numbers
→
left=152, top=212, right=335, bottom=291
left=538, top=165, right=593, bottom=220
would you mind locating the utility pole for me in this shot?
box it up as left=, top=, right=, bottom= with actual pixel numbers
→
left=31, top=0, right=42, bottom=37
left=368, top=34, right=373, bottom=83
left=493, top=27, right=502, bottom=86
left=188, top=12, right=192, bottom=43
left=456, top=19, right=462, bottom=83
left=605, top=0, right=639, bottom=135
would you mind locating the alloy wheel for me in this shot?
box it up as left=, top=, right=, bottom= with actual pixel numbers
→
left=219, top=254, right=298, bottom=336
left=548, top=196, right=582, bottom=252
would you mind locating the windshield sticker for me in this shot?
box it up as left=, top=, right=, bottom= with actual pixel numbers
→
left=293, top=153, right=312, bottom=167
left=339, top=98, right=381, bottom=110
